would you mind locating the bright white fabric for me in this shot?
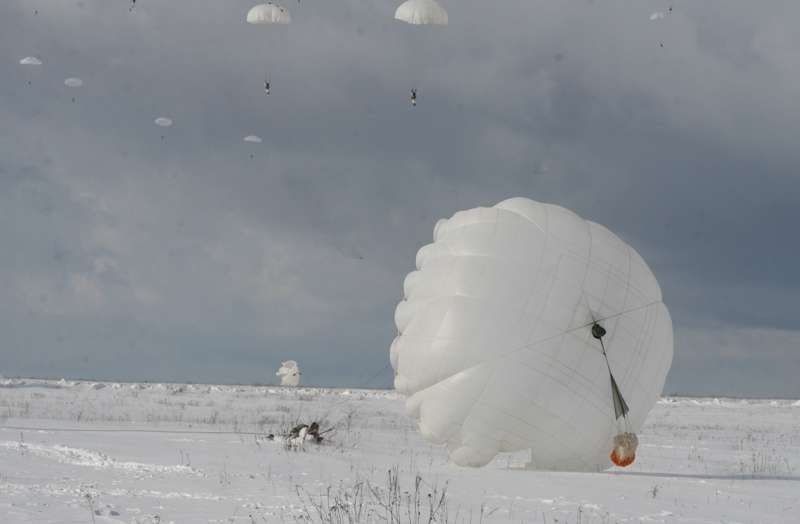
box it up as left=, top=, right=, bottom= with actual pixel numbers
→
left=394, top=0, right=448, bottom=26
left=391, top=198, right=673, bottom=470
left=276, top=360, right=300, bottom=387
left=247, top=3, right=291, bottom=25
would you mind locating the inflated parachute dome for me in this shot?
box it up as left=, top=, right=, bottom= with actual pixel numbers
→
left=394, top=0, right=449, bottom=26
left=246, top=3, right=291, bottom=25
left=390, top=198, right=673, bottom=471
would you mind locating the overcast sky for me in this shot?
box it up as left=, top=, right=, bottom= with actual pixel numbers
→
left=1, top=0, right=798, bottom=397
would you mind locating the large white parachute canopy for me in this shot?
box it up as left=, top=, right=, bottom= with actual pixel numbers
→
left=395, top=0, right=448, bottom=25
left=20, top=56, right=43, bottom=65
left=154, top=117, right=173, bottom=127
left=64, top=78, right=83, bottom=88
left=391, top=198, right=673, bottom=471
left=247, top=3, right=291, bottom=25
left=276, top=360, right=301, bottom=387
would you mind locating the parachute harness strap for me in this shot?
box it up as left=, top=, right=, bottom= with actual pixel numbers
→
left=592, top=322, right=631, bottom=432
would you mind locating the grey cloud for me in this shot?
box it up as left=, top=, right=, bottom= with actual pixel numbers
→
left=1, top=0, right=799, bottom=396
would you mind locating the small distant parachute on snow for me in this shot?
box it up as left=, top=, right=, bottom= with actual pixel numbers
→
left=276, top=360, right=301, bottom=386
left=391, top=198, right=673, bottom=470
left=154, top=117, right=173, bottom=128
left=243, top=135, right=263, bottom=143
left=20, top=56, right=43, bottom=65
left=395, top=0, right=448, bottom=25
left=649, top=11, right=666, bottom=20
left=64, top=78, right=83, bottom=88
left=247, top=3, right=291, bottom=25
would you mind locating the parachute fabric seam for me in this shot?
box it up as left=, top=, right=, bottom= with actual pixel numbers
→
left=522, top=203, right=552, bottom=347
left=402, top=302, right=662, bottom=422
left=452, top=208, right=534, bottom=453
left=519, top=333, right=612, bottom=425
left=405, top=328, right=617, bottom=418
left=400, top=299, right=662, bottom=397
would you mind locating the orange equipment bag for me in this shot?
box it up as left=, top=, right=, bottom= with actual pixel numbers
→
left=610, top=432, right=638, bottom=467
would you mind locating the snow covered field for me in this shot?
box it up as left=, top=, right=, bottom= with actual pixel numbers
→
left=1, top=379, right=798, bottom=523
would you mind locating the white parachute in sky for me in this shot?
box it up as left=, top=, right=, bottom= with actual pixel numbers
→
left=247, top=3, right=291, bottom=25
left=650, top=11, right=666, bottom=21
left=395, top=0, right=448, bottom=25
left=20, top=56, right=43, bottom=65
left=154, top=117, right=173, bottom=128
left=64, top=78, right=83, bottom=88
left=276, top=360, right=301, bottom=387
left=391, top=198, right=673, bottom=471
left=246, top=3, right=291, bottom=92
left=243, top=135, right=263, bottom=143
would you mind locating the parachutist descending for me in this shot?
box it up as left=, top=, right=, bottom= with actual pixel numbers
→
left=130, top=0, right=135, bottom=11
left=248, top=3, right=291, bottom=91
left=410, top=88, right=417, bottom=106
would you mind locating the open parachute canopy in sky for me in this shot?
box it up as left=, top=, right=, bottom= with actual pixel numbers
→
left=390, top=198, right=673, bottom=471
left=154, top=117, right=173, bottom=128
left=394, top=0, right=449, bottom=25
left=246, top=3, right=292, bottom=25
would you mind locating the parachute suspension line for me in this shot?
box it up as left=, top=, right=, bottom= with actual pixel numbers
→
left=591, top=323, right=630, bottom=429
left=592, top=321, right=638, bottom=467
left=263, top=38, right=270, bottom=95
left=585, top=296, right=631, bottom=427
left=411, top=300, right=663, bottom=398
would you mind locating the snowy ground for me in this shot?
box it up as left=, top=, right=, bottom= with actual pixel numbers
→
left=1, top=379, right=798, bottom=523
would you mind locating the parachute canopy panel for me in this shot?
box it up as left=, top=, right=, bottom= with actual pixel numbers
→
left=390, top=197, right=673, bottom=471
left=247, top=3, right=292, bottom=25
left=394, top=0, right=448, bottom=26
left=64, top=78, right=83, bottom=88
left=20, top=56, right=43, bottom=65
